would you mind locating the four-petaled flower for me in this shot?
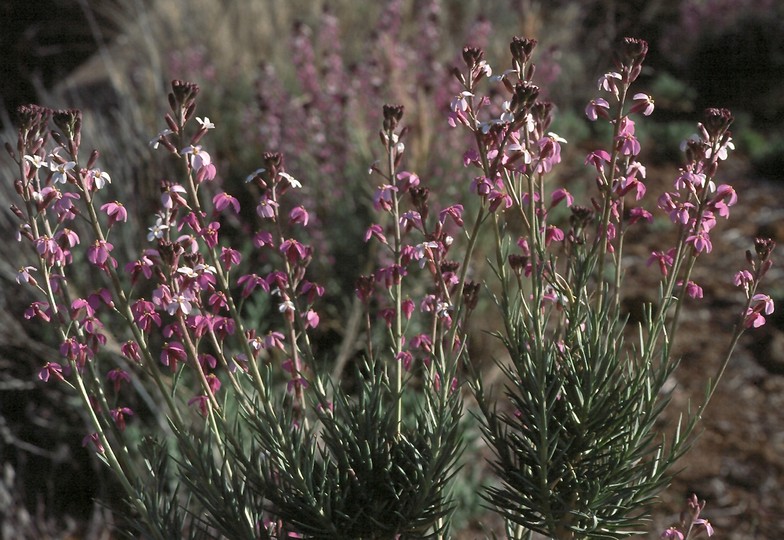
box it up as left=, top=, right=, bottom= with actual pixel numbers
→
left=49, top=160, right=76, bottom=184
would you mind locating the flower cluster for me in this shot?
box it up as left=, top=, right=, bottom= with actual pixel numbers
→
left=5, top=30, right=776, bottom=539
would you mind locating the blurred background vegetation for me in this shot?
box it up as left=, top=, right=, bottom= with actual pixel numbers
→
left=2, top=0, right=783, bottom=537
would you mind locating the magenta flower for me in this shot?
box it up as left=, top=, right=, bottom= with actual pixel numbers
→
left=82, top=433, right=105, bottom=453
left=237, top=273, right=269, bottom=298
left=219, top=247, right=242, bottom=270
left=256, top=196, right=278, bottom=219
left=439, top=204, right=464, bottom=227
left=660, top=528, right=684, bottom=540
left=161, top=341, right=187, bottom=372
left=16, top=266, right=37, bottom=286
left=38, top=362, right=64, bottom=382
left=396, top=351, right=414, bottom=371
left=616, top=118, right=641, bottom=156
left=110, top=407, right=134, bottom=431
left=25, top=301, right=51, bottom=322
left=585, top=98, right=610, bottom=121
left=364, top=224, right=388, bottom=244
left=213, top=192, right=240, bottom=214
left=686, top=231, right=712, bottom=253
left=647, top=249, right=675, bottom=277
left=744, top=294, right=775, bottom=328
left=733, top=270, right=754, bottom=289
left=121, top=340, right=142, bottom=363
left=585, top=150, right=611, bottom=174
left=373, top=184, right=398, bottom=212
left=131, top=299, right=161, bottom=332
left=303, top=309, right=319, bottom=329
left=253, top=231, right=274, bottom=248
left=289, top=206, right=309, bottom=226
left=87, top=239, right=115, bottom=268
left=280, top=239, right=310, bottom=264
left=395, top=171, right=420, bottom=192
left=550, top=188, right=574, bottom=208
left=630, top=93, right=655, bottom=116
left=100, top=201, right=128, bottom=227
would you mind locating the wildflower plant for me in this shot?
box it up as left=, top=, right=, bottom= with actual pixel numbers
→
left=4, top=32, right=775, bottom=540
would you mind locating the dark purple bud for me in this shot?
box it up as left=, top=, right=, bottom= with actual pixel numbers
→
left=165, top=113, right=179, bottom=133
left=510, top=37, right=537, bottom=66
left=462, top=281, right=480, bottom=311
left=618, top=37, right=648, bottom=67
left=263, top=152, right=283, bottom=178
left=703, top=108, right=733, bottom=139
left=508, top=254, right=528, bottom=276
left=510, top=82, right=540, bottom=117
left=171, top=80, right=200, bottom=108
left=355, top=274, right=375, bottom=302
left=87, top=149, right=99, bottom=170
left=754, top=237, right=775, bottom=262
left=52, top=108, right=82, bottom=142
left=382, top=104, right=405, bottom=132
left=461, top=46, right=484, bottom=69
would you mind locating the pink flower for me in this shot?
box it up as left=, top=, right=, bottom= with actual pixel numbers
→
left=100, top=201, right=127, bottom=226
left=550, top=188, right=574, bottom=208
left=585, top=98, right=610, bottom=120
left=630, top=93, right=655, bottom=116
left=585, top=150, right=611, bottom=173
left=38, top=362, right=64, bottom=382
left=373, top=184, right=398, bottom=211
left=686, top=231, right=712, bottom=253
left=280, top=239, right=310, bottom=264
left=303, top=309, right=319, bottom=329
left=121, top=340, right=142, bottom=363
left=220, top=247, right=242, bottom=270
left=733, top=270, right=754, bottom=289
left=251, top=231, right=273, bottom=250
left=616, top=118, right=640, bottom=156
left=256, top=196, right=278, bottom=219
left=598, top=71, right=622, bottom=98
left=647, top=249, right=675, bottom=277
left=213, top=192, right=240, bottom=214
left=402, top=298, right=415, bottom=320
left=181, top=144, right=211, bottom=171
left=237, top=273, right=269, bottom=297
left=628, top=207, right=653, bottom=224
left=161, top=341, right=187, bottom=372
left=87, top=240, right=116, bottom=269
left=439, top=205, right=464, bottom=227
left=660, top=527, right=684, bottom=540
left=110, top=407, right=134, bottom=431
left=289, top=206, right=309, bottom=226
left=82, top=433, right=105, bottom=453
left=744, top=294, right=775, bottom=328
left=364, top=224, right=388, bottom=244
left=16, top=266, right=37, bottom=286
left=678, top=280, right=703, bottom=299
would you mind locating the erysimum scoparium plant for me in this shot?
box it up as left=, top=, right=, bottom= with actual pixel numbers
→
left=5, top=33, right=774, bottom=539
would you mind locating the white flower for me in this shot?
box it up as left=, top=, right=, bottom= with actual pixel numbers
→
left=196, top=117, right=215, bottom=130
left=91, top=168, right=111, bottom=190
left=166, top=293, right=193, bottom=316
left=278, top=171, right=301, bottom=188
left=49, top=160, right=76, bottom=184
left=149, top=128, right=173, bottom=149
left=24, top=155, right=45, bottom=169
left=147, top=215, right=169, bottom=242
left=245, top=167, right=266, bottom=183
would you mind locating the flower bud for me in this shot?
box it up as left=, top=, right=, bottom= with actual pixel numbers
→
left=510, top=36, right=537, bottom=66
left=382, top=104, right=404, bottom=132
left=703, top=107, right=733, bottom=139
left=461, top=46, right=484, bottom=69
